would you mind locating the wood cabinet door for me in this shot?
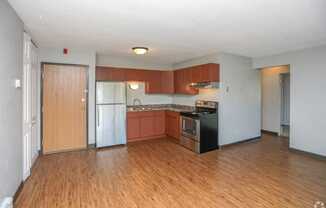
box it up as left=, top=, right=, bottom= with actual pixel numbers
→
left=174, top=69, right=198, bottom=95
left=174, top=70, right=183, bottom=94
left=167, top=116, right=179, bottom=139
left=183, top=69, right=198, bottom=94
left=191, top=66, right=201, bottom=83
left=208, top=63, right=220, bottom=82
left=96, top=67, right=126, bottom=81
left=126, top=69, right=147, bottom=81
left=189, top=63, right=220, bottom=83
left=154, top=111, right=165, bottom=135
left=127, top=117, right=141, bottom=140
left=166, top=111, right=180, bottom=139
left=145, top=71, right=161, bottom=94
left=200, top=65, right=210, bottom=82
left=140, top=116, right=156, bottom=137
left=160, top=71, right=174, bottom=94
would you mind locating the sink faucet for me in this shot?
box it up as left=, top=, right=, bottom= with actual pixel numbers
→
left=133, top=98, right=142, bottom=106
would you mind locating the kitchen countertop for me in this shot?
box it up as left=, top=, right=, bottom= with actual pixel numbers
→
left=127, top=104, right=194, bottom=113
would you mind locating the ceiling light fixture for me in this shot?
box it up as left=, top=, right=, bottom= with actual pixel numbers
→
left=132, top=47, right=149, bottom=55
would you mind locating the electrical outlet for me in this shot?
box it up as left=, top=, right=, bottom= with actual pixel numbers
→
left=14, top=79, right=21, bottom=89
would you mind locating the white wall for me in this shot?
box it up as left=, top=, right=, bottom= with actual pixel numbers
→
left=97, top=54, right=172, bottom=70
left=261, top=66, right=289, bottom=133
left=218, top=53, right=261, bottom=145
left=0, top=0, right=24, bottom=201
left=39, top=48, right=96, bottom=144
left=126, top=82, right=173, bottom=105
left=253, top=45, right=326, bottom=156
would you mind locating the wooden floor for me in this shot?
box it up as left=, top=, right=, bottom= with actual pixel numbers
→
left=16, top=134, right=326, bottom=208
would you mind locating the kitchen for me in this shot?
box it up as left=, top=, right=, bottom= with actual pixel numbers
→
left=96, top=63, right=220, bottom=153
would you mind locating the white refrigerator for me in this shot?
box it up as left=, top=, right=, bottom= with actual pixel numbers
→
left=96, top=82, right=127, bottom=148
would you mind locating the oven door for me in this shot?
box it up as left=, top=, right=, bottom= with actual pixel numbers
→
left=181, top=116, right=200, bottom=141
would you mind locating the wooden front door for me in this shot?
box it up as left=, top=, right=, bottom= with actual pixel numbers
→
left=42, top=64, right=87, bottom=154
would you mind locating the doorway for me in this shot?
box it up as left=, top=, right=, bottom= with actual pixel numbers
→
left=280, top=73, right=290, bottom=137
left=261, top=65, right=290, bottom=137
left=42, top=63, right=88, bottom=154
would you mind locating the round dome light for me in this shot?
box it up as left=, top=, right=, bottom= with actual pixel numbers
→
left=132, top=47, right=149, bottom=55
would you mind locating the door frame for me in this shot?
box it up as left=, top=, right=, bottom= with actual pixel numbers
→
left=40, top=62, right=89, bottom=154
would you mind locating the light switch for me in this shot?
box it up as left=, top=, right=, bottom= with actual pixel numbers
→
left=15, top=79, right=22, bottom=88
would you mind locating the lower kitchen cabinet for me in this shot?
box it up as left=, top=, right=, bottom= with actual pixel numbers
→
left=127, top=116, right=141, bottom=140
left=166, top=111, right=180, bottom=139
left=127, top=111, right=166, bottom=142
left=140, top=116, right=156, bottom=137
left=154, top=111, right=166, bottom=135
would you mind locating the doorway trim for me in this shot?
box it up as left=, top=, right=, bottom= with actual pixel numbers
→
left=40, top=62, right=89, bottom=154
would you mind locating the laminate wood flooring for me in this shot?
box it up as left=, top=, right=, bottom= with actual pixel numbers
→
left=15, top=134, right=326, bottom=208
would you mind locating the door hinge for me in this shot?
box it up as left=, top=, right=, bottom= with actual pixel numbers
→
left=41, top=72, right=44, bottom=79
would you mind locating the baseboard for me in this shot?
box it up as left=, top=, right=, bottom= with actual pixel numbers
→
left=261, top=129, right=278, bottom=136
left=88, top=144, right=96, bottom=149
left=289, top=147, right=326, bottom=161
left=221, top=136, right=261, bottom=148
left=13, top=181, right=24, bottom=204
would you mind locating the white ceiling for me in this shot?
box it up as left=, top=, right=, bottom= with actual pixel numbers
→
left=8, top=0, right=326, bottom=65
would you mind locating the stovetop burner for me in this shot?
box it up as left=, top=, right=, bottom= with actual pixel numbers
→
left=180, top=100, right=218, bottom=118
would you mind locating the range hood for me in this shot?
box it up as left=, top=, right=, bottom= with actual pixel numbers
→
left=190, top=82, right=220, bottom=89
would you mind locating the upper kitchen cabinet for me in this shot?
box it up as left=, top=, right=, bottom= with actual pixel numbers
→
left=96, top=66, right=126, bottom=81
left=191, top=63, right=220, bottom=83
left=125, top=69, right=148, bottom=81
left=174, top=69, right=198, bottom=95
left=145, top=70, right=161, bottom=93
left=160, top=71, right=174, bottom=94
left=145, top=71, right=174, bottom=94
left=96, top=63, right=219, bottom=94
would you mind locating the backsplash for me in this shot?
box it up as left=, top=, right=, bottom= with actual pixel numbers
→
left=172, top=88, right=219, bottom=106
left=126, top=82, right=173, bottom=105
left=127, top=82, right=219, bottom=106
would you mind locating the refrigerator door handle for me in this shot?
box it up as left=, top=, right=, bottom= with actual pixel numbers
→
left=96, top=107, right=100, bottom=127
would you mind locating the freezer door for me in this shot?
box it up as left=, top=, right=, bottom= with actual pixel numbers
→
left=96, top=82, right=126, bottom=104
left=96, top=104, right=126, bottom=147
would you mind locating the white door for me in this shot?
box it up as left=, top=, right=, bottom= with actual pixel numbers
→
left=22, top=33, right=38, bottom=180
left=30, top=42, right=38, bottom=164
